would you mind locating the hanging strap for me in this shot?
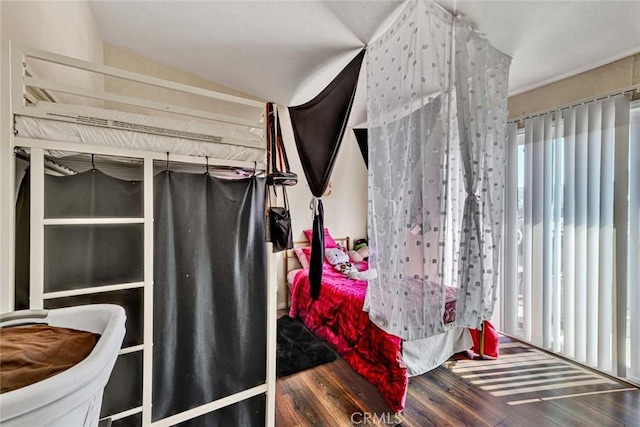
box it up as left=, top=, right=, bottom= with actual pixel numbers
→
left=267, top=185, right=289, bottom=210
left=265, top=104, right=272, bottom=176
left=282, top=186, right=289, bottom=210
left=275, top=111, right=292, bottom=173
left=271, top=102, right=291, bottom=173
left=269, top=103, right=279, bottom=173
left=278, top=132, right=285, bottom=173
left=266, top=102, right=298, bottom=187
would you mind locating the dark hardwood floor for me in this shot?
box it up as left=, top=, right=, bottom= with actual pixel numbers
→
left=275, top=314, right=640, bottom=426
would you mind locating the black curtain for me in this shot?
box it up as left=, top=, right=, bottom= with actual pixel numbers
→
left=15, top=169, right=144, bottom=325
left=353, top=128, right=368, bottom=168
left=288, top=49, right=364, bottom=298
left=15, top=169, right=146, bottom=309
left=14, top=168, right=30, bottom=310
left=152, top=172, right=267, bottom=425
left=288, top=49, right=365, bottom=197
left=15, top=168, right=268, bottom=426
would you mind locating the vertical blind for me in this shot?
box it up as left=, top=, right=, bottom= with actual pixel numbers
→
left=504, top=95, right=638, bottom=382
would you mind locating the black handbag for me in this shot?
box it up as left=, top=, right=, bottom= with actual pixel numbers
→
left=268, top=187, right=293, bottom=252
left=266, top=103, right=298, bottom=187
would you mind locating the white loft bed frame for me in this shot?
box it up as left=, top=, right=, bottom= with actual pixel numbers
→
left=0, top=41, right=276, bottom=427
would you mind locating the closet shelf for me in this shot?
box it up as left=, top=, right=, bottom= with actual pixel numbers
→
left=100, top=406, right=143, bottom=423
left=118, top=344, right=144, bottom=356
left=43, top=281, right=145, bottom=300
left=43, top=218, right=145, bottom=225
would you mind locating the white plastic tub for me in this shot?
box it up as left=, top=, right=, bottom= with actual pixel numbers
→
left=0, top=304, right=126, bottom=427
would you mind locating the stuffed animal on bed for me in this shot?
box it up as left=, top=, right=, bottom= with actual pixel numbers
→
left=325, top=247, right=377, bottom=280
left=348, top=238, right=370, bottom=262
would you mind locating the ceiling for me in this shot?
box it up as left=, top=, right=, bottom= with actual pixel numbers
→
left=89, top=0, right=640, bottom=111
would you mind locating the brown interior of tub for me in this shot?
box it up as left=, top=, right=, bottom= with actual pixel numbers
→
left=0, top=324, right=100, bottom=393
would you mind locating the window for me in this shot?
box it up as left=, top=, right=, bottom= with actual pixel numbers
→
left=504, top=96, right=638, bottom=383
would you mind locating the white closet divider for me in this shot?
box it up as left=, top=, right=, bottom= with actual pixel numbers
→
left=143, top=158, right=154, bottom=426
left=265, top=243, right=278, bottom=427
left=29, top=147, right=44, bottom=309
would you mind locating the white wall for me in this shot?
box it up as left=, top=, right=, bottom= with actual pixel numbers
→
left=1, top=0, right=104, bottom=101
left=508, top=53, right=640, bottom=120
left=103, top=43, right=263, bottom=123
left=276, top=106, right=368, bottom=308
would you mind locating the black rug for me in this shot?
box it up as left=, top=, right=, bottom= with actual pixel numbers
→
left=276, top=315, right=337, bottom=378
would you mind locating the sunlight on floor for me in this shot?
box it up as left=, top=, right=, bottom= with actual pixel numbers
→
left=448, top=341, right=636, bottom=406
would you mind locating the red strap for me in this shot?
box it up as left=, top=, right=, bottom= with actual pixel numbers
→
left=278, top=135, right=285, bottom=172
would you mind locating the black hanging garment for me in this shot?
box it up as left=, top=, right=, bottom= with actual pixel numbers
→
left=288, top=49, right=365, bottom=299
left=153, top=172, right=267, bottom=425
left=353, top=128, right=369, bottom=169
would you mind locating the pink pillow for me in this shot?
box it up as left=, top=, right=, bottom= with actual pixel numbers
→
left=303, top=228, right=337, bottom=248
left=294, top=247, right=311, bottom=269
left=293, top=246, right=335, bottom=271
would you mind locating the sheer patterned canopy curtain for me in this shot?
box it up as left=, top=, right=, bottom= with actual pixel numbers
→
left=453, top=20, right=511, bottom=329
left=365, top=0, right=511, bottom=341
left=504, top=95, right=639, bottom=382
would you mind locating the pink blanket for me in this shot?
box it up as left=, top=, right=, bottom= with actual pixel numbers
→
left=289, top=263, right=408, bottom=412
left=289, top=261, right=461, bottom=413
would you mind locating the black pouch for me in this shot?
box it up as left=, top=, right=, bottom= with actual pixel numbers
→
left=267, top=187, right=293, bottom=252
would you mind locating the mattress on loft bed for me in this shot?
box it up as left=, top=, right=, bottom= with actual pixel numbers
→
left=14, top=101, right=265, bottom=163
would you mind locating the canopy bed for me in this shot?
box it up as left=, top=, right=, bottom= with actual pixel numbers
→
left=284, top=234, right=473, bottom=413
left=2, top=43, right=276, bottom=427
left=286, top=0, right=510, bottom=414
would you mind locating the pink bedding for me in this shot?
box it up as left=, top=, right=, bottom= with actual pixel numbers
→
left=289, top=261, right=460, bottom=413
left=289, top=263, right=406, bottom=412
